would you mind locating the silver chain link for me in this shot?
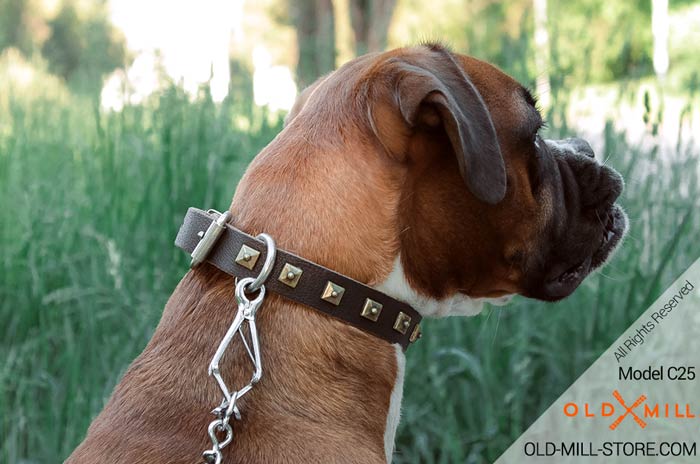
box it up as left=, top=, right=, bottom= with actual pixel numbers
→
left=201, top=234, right=276, bottom=464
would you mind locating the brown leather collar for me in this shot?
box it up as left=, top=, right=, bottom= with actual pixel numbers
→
left=175, top=207, right=422, bottom=350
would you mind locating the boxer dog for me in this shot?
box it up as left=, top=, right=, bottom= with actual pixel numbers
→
left=68, top=44, right=626, bottom=463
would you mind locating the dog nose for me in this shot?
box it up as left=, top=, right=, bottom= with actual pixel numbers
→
left=551, top=138, right=622, bottom=210
left=563, top=137, right=595, bottom=158
left=569, top=159, right=623, bottom=210
left=545, top=138, right=596, bottom=159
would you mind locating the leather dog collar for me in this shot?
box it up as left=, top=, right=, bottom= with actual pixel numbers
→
left=175, top=207, right=422, bottom=350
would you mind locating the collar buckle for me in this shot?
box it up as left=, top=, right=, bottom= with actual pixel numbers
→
left=190, top=209, right=231, bottom=267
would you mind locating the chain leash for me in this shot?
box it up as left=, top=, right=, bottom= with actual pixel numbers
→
left=201, top=234, right=276, bottom=464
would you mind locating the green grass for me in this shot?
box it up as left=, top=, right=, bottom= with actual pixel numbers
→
left=1, top=80, right=699, bottom=464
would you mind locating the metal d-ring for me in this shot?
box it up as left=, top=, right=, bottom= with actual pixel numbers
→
left=246, top=233, right=276, bottom=292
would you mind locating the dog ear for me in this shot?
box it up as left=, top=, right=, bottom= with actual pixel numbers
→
left=375, top=50, right=506, bottom=204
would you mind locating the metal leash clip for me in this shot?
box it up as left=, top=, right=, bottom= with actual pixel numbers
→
left=201, top=233, right=276, bottom=464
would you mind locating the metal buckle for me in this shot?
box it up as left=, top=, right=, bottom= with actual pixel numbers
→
left=190, top=209, right=232, bottom=268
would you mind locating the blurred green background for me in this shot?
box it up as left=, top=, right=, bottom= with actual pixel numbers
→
left=2, top=1, right=700, bottom=463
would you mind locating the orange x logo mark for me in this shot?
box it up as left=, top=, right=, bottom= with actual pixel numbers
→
left=609, top=390, right=647, bottom=430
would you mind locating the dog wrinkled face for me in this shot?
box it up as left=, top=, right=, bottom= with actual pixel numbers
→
left=363, top=45, right=628, bottom=305
left=456, top=63, right=628, bottom=303
left=285, top=44, right=627, bottom=310
left=521, top=137, right=627, bottom=300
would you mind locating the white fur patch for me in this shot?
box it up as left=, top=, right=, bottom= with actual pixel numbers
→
left=375, top=256, right=513, bottom=462
left=383, top=345, right=405, bottom=463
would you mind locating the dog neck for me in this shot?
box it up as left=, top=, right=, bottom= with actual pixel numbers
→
left=158, top=266, right=402, bottom=463
left=186, top=135, right=408, bottom=462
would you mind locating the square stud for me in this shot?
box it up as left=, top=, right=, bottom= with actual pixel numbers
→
left=409, top=324, right=422, bottom=343
left=235, top=244, right=260, bottom=270
left=361, top=298, right=383, bottom=322
left=393, top=312, right=412, bottom=334
left=321, top=281, right=345, bottom=306
left=278, top=263, right=303, bottom=288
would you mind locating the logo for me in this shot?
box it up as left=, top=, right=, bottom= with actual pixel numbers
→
left=609, top=390, right=646, bottom=430
left=563, top=391, right=696, bottom=430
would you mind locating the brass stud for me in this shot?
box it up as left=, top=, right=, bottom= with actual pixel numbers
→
left=321, top=281, right=345, bottom=306
left=235, top=244, right=260, bottom=270
left=361, top=298, right=383, bottom=321
left=278, top=263, right=303, bottom=288
left=393, top=312, right=412, bottom=334
left=409, top=324, right=422, bottom=343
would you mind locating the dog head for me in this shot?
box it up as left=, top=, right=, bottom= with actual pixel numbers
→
left=282, top=44, right=627, bottom=316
